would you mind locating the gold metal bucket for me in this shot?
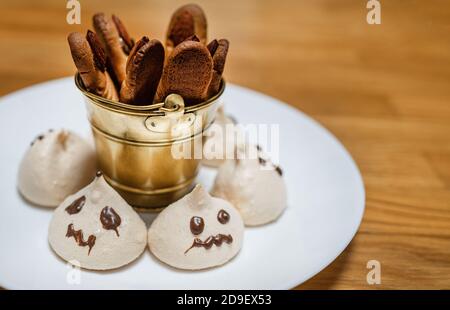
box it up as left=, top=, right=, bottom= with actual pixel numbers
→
left=74, top=74, right=224, bottom=211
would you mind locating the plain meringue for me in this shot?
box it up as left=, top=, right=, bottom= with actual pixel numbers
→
left=48, top=174, right=147, bottom=270
left=211, top=145, right=287, bottom=226
left=18, top=129, right=97, bottom=207
left=148, top=184, right=244, bottom=270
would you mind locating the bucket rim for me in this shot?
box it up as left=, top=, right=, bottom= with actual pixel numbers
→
left=74, top=73, right=225, bottom=116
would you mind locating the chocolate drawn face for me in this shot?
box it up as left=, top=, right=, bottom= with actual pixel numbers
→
left=185, top=209, right=232, bottom=254
left=147, top=185, right=245, bottom=270
left=63, top=194, right=122, bottom=255
left=48, top=176, right=148, bottom=271
left=190, top=216, right=204, bottom=235
left=66, top=223, right=96, bottom=255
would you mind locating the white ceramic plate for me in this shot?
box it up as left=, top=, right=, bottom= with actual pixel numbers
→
left=0, top=78, right=364, bottom=289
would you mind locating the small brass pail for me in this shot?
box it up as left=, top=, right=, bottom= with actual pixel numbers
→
left=74, top=74, right=224, bottom=211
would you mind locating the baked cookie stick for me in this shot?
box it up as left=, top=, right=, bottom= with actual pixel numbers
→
left=120, top=37, right=165, bottom=105
left=68, top=31, right=118, bottom=101
left=166, top=4, right=207, bottom=55
left=93, top=13, right=134, bottom=85
left=207, top=39, right=229, bottom=97
left=156, top=40, right=213, bottom=105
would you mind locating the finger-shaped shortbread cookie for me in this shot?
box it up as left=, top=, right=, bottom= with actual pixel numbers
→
left=166, top=4, right=207, bottom=54
left=156, top=40, right=213, bottom=105
left=120, top=37, right=165, bottom=105
left=93, top=13, right=133, bottom=85
left=68, top=31, right=118, bottom=101
left=207, top=39, right=219, bottom=56
left=207, top=39, right=229, bottom=97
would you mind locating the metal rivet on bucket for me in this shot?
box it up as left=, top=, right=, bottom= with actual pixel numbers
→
left=145, top=94, right=196, bottom=135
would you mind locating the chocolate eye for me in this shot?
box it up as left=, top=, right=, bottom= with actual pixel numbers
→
left=190, top=216, right=204, bottom=235
left=217, top=209, right=230, bottom=224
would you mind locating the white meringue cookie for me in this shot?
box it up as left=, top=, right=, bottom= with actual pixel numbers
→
left=18, top=129, right=97, bottom=207
left=211, top=145, right=287, bottom=226
left=148, top=184, right=244, bottom=270
left=48, top=175, right=147, bottom=270
left=202, top=105, right=241, bottom=167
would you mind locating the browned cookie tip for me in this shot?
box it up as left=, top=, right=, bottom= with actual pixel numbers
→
left=156, top=40, right=213, bottom=105
left=207, top=39, right=229, bottom=97
left=93, top=13, right=133, bottom=85
left=68, top=31, right=118, bottom=101
left=120, top=37, right=165, bottom=105
left=112, top=14, right=134, bottom=54
left=166, top=4, right=207, bottom=51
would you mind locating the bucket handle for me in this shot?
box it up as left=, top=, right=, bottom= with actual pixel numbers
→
left=144, top=94, right=197, bottom=134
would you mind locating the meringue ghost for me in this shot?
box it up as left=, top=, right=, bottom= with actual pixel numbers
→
left=18, top=129, right=97, bottom=207
left=48, top=174, right=147, bottom=270
left=148, top=184, right=244, bottom=270
left=202, top=105, right=241, bottom=167
left=211, top=145, right=287, bottom=226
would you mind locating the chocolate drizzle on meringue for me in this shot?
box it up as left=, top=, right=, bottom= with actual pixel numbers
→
left=190, top=216, right=205, bottom=235
left=30, top=134, right=45, bottom=146
left=66, top=224, right=96, bottom=255
left=217, top=209, right=230, bottom=224
left=258, top=157, right=266, bottom=165
left=100, top=206, right=121, bottom=237
left=258, top=156, right=283, bottom=177
left=184, top=234, right=233, bottom=254
left=274, top=166, right=283, bottom=176
left=65, top=196, right=86, bottom=215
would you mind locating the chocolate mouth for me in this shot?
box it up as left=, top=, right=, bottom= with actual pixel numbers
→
left=66, top=224, right=96, bottom=255
left=184, top=234, right=233, bottom=254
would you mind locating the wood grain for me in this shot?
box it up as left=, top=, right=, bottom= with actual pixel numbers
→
left=0, top=0, right=449, bottom=289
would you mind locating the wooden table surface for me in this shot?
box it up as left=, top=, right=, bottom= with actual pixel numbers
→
left=1, top=0, right=449, bottom=289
